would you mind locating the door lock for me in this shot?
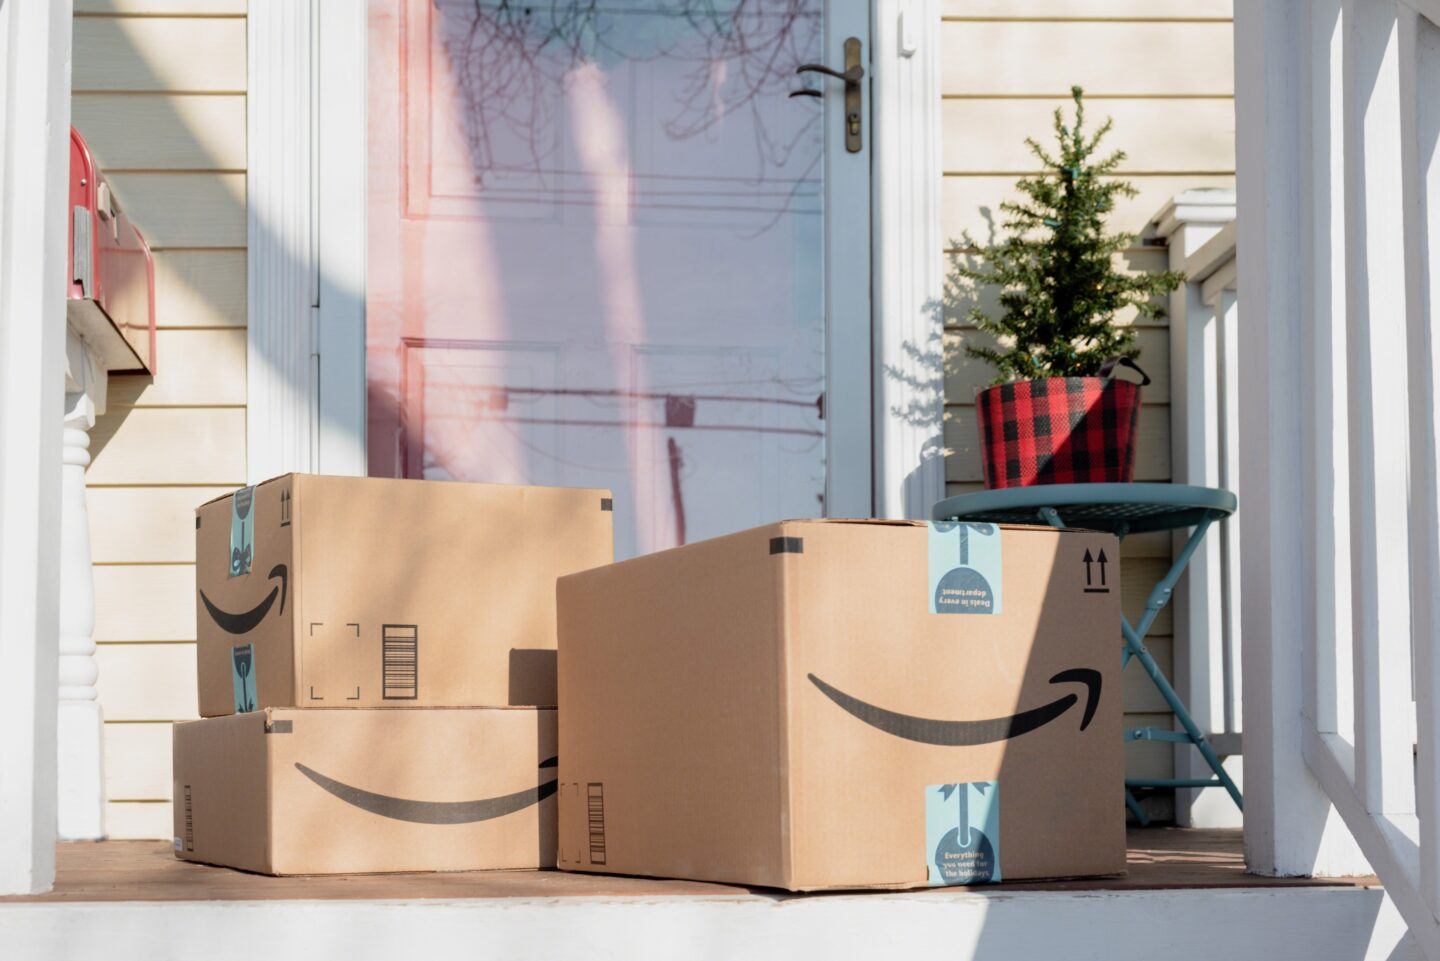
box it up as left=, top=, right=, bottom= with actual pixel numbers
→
left=789, top=37, right=864, bottom=153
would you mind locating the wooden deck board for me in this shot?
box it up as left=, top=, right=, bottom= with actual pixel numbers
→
left=4, top=829, right=1374, bottom=903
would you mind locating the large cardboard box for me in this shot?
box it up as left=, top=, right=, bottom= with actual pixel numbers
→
left=195, top=474, right=612, bottom=716
left=172, top=707, right=557, bottom=874
left=556, top=519, right=1124, bottom=891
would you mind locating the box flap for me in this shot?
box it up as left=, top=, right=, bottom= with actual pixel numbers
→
left=195, top=478, right=297, bottom=717
left=172, top=711, right=274, bottom=873
left=557, top=523, right=789, bottom=887
left=785, top=522, right=1125, bottom=888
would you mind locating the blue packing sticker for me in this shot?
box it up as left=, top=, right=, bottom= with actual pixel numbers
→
left=230, top=485, right=255, bottom=577
left=926, top=781, right=1001, bottom=885
left=928, top=522, right=1003, bottom=614
left=231, top=643, right=257, bottom=713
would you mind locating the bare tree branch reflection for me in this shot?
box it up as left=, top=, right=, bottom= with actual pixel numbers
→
left=440, top=1, right=821, bottom=205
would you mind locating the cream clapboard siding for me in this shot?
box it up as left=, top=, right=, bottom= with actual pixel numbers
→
left=939, top=1, right=1235, bottom=818
left=73, top=0, right=246, bottom=838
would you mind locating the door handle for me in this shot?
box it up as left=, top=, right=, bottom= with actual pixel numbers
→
left=788, top=37, right=863, bottom=153
left=793, top=63, right=864, bottom=85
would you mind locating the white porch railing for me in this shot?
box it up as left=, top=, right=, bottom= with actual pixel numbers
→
left=1156, top=192, right=1244, bottom=829
left=1238, top=0, right=1440, bottom=955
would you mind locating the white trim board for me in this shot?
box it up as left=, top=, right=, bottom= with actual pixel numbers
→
left=246, top=0, right=316, bottom=483
left=247, top=1, right=944, bottom=513
left=0, top=0, right=73, bottom=896
left=0, top=886, right=1420, bottom=961
left=871, top=0, right=945, bottom=519
left=313, top=0, right=367, bottom=478
left=246, top=0, right=367, bottom=481
left=821, top=1, right=876, bottom=517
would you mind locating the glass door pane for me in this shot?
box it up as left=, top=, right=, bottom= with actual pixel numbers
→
left=367, top=0, right=837, bottom=557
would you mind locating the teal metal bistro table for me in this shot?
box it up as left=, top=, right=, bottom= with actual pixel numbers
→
left=931, top=482, right=1242, bottom=824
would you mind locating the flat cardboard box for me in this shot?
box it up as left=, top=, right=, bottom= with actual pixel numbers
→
left=195, top=474, right=613, bottom=716
left=172, top=707, right=557, bottom=875
left=556, top=519, right=1124, bottom=891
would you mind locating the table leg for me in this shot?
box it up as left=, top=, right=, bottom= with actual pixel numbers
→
left=947, top=500, right=1243, bottom=817
left=1125, top=789, right=1150, bottom=826
left=1121, top=518, right=1243, bottom=811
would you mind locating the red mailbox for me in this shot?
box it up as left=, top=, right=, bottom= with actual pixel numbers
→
left=67, top=127, right=156, bottom=374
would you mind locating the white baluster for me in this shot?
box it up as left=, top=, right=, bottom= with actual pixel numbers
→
left=56, top=390, right=105, bottom=840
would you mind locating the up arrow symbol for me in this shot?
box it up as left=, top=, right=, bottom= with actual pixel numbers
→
left=1097, top=548, right=1109, bottom=587
left=1082, top=548, right=1094, bottom=586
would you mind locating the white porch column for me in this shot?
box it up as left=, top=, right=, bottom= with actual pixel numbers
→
left=0, top=0, right=72, bottom=896
left=56, top=335, right=106, bottom=840
left=1234, top=0, right=1367, bottom=876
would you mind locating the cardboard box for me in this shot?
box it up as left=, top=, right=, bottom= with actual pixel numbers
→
left=556, top=519, right=1124, bottom=891
left=195, top=474, right=613, bottom=716
left=172, top=707, right=557, bottom=875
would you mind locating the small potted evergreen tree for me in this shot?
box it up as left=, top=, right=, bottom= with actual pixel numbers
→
left=954, top=86, right=1182, bottom=488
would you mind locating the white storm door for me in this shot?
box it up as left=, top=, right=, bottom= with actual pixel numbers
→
left=364, top=0, right=872, bottom=558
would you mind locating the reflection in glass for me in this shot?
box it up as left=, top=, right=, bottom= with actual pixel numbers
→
left=367, top=1, right=826, bottom=557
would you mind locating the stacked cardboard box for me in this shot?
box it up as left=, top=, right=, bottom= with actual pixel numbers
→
left=173, top=474, right=613, bottom=875
left=174, top=477, right=1125, bottom=888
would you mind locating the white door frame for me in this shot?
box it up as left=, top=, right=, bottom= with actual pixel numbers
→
left=825, top=1, right=878, bottom=517
left=247, top=0, right=943, bottom=518
left=870, top=0, right=945, bottom=519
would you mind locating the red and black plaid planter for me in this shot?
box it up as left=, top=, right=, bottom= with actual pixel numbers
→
left=976, top=376, right=1142, bottom=489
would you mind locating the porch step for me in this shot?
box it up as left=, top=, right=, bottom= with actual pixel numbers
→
left=0, top=832, right=1419, bottom=961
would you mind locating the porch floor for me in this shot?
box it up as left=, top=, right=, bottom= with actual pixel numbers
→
left=5, top=828, right=1374, bottom=902
left=5, top=829, right=1414, bottom=961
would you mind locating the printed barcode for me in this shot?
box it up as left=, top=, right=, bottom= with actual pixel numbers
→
left=587, top=783, right=607, bottom=865
left=382, top=625, right=418, bottom=700
left=183, top=784, right=194, bottom=852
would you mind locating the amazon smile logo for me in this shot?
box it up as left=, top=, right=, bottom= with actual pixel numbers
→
left=807, top=668, right=1101, bottom=745
left=295, top=757, right=558, bottom=824
left=200, top=564, right=288, bottom=635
